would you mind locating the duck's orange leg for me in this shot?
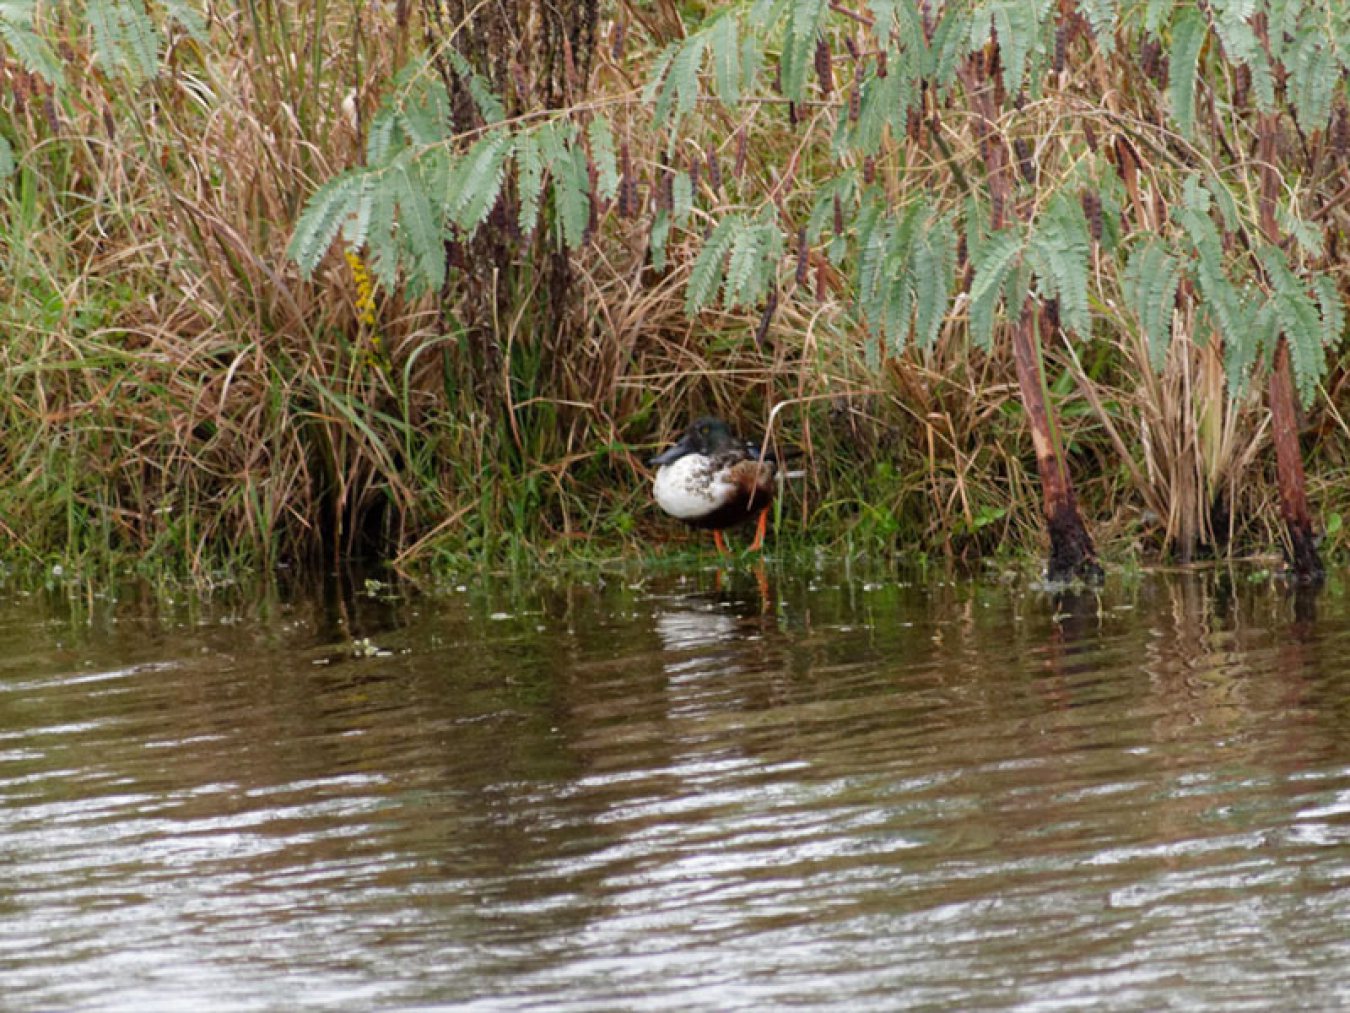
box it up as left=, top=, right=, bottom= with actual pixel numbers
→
left=713, top=529, right=729, bottom=554
left=748, top=507, right=769, bottom=551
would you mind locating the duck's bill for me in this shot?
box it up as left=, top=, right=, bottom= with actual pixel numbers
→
left=649, top=435, right=694, bottom=467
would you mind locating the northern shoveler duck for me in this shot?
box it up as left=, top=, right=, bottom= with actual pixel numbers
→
left=649, top=417, right=777, bottom=552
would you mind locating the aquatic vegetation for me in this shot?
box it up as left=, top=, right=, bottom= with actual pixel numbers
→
left=2, top=2, right=1350, bottom=580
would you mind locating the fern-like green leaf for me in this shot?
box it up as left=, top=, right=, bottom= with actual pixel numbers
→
left=1262, top=245, right=1325, bottom=405
left=448, top=130, right=511, bottom=234
left=515, top=132, right=545, bottom=236
left=1315, top=274, right=1345, bottom=351
left=780, top=0, right=824, bottom=102
left=843, top=59, right=910, bottom=157
left=643, top=43, right=680, bottom=106
left=883, top=263, right=914, bottom=351
left=1209, top=13, right=1274, bottom=109
left=1030, top=190, right=1092, bottom=337
left=1288, top=31, right=1336, bottom=134
left=672, top=170, right=694, bottom=224
left=394, top=161, right=446, bottom=292
left=687, top=216, right=739, bottom=316
left=446, top=49, right=505, bottom=124
left=914, top=214, right=957, bottom=351
left=655, top=34, right=708, bottom=128
left=854, top=196, right=890, bottom=326
left=650, top=210, right=672, bottom=273
left=968, top=227, right=1024, bottom=351
left=1167, top=6, right=1207, bottom=137
left=725, top=222, right=761, bottom=307
left=366, top=107, right=403, bottom=164
left=287, top=170, right=367, bottom=277
left=552, top=140, right=591, bottom=250
left=1075, top=0, right=1117, bottom=54
left=739, top=24, right=765, bottom=95
left=969, top=0, right=1050, bottom=95
left=87, top=0, right=161, bottom=83
left=928, top=5, right=971, bottom=86
left=709, top=11, right=742, bottom=107
left=0, top=134, right=13, bottom=179
left=339, top=174, right=375, bottom=249
left=1222, top=299, right=1273, bottom=397
left=867, top=0, right=899, bottom=36
left=1281, top=205, right=1325, bottom=260
left=1143, top=0, right=1170, bottom=34
left=1124, top=240, right=1181, bottom=372
left=877, top=202, right=920, bottom=347
left=1195, top=257, right=1245, bottom=342
left=365, top=172, right=400, bottom=289
left=0, top=7, right=63, bottom=85
left=400, top=80, right=453, bottom=146
left=161, top=0, right=208, bottom=43
left=587, top=116, right=620, bottom=202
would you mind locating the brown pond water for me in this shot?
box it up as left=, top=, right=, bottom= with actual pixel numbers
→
left=1, top=563, right=1347, bottom=1011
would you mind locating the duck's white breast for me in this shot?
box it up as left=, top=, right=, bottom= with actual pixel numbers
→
left=653, top=454, right=736, bottom=520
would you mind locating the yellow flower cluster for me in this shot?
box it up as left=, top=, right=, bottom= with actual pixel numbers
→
left=344, top=249, right=378, bottom=326
left=344, top=249, right=388, bottom=374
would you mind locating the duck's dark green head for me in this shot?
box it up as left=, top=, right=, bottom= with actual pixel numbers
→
left=649, top=417, right=740, bottom=466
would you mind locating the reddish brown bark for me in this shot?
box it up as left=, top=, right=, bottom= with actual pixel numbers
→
left=1268, top=341, right=1323, bottom=581
left=1257, top=112, right=1323, bottom=582
left=959, top=53, right=1101, bottom=583
left=1012, top=303, right=1102, bottom=583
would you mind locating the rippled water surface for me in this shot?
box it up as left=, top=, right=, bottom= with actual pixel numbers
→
left=2, top=564, right=1348, bottom=1010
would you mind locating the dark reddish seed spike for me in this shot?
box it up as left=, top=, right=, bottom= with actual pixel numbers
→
left=43, top=93, right=61, bottom=134
left=660, top=168, right=673, bottom=212
left=849, top=63, right=862, bottom=122
left=734, top=126, right=748, bottom=178
left=1233, top=63, right=1250, bottom=109
left=789, top=101, right=798, bottom=127
left=1044, top=298, right=1060, bottom=333
left=754, top=288, right=778, bottom=346
left=1333, top=105, right=1350, bottom=160
left=815, top=36, right=834, bottom=96
left=795, top=227, right=809, bottom=286
left=843, top=35, right=859, bottom=60
left=833, top=193, right=844, bottom=237
left=688, top=152, right=700, bottom=196
left=1140, top=38, right=1158, bottom=81
left=1082, top=189, right=1103, bottom=243
left=586, top=158, right=599, bottom=239
left=610, top=20, right=626, bottom=62
left=1054, top=22, right=1066, bottom=74
left=863, top=155, right=876, bottom=184
left=706, top=142, right=722, bottom=193
left=877, top=49, right=888, bottom=79
left=1083, top=121, right=1098, bottom=152
left=1014, top=137, right=1035, bottom=185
